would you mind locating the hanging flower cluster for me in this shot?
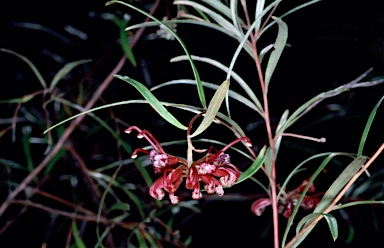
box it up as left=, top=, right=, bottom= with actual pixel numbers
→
left=251, top=179, right=322, bottom=218
left=125, top=125, right=252, bottom=204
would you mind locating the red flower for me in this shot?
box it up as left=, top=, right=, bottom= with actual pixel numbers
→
left=251, top=179, right=322, bottom=218
left=125, top=125, right=252, bottom=204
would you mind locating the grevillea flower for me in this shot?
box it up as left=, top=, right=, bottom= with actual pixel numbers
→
left=251, top=179, right=322, bottom=218
left=125, top=125, right=252, bottom=204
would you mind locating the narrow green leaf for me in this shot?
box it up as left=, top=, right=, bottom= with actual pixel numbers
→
left=230, top=0, right=243, bottom=34
left=119, top=17, right=137, bottom=67
left=151, top=79, right=259, bottom=112
left=0, top=95, right=35, bottom=104
left=50, top=59, right=91, bottom=90
left=296, top=213, right=321, bottom=235
left=108, top=202, right=130, bottom=212
left=21, top=126, right=33, bottom=172
left=259, top=0, right=321, bottom=37
left=237, top=146, right=267, bottom=184
left=264, top=147, right=273, bottom=178
left=126, top=19, right=254, bottom=57
left=323, top=214, right=338, bottom=241
left=190, top=80, right=229, bottom=138
left=274, top=109, right=289, bottom=158
left=175, top=0, right=242, bottom=39
left=286, top=156, right=367, bottom=247
left=114, top=75, right=187, bottom=130
left=314, top=156, right=367, bottom=213
left=277, top=152, right=354, bottom=201
left=227, top=0, right=283, bottom=79
left=1, top=48, right=47, bottom=89
left=54, top=98, right=153, bottom=190
left=72, top=221, right=86, bottom=248
left=135, top=229, right=147, bottom=247
left=0, top=158, right=28, bottom=171
left=255, top=0, right=265, bottom=31
left=282, top=153, right=350, bottom=247
left=264, top=17, right=288, bottom=90
left=107, top=0, right=206, bottom=108
left=331, top=200, right=384, bottom=211
left=170, top=55, right=263, bottom=115
left=357, top=96, right=384, bottom=156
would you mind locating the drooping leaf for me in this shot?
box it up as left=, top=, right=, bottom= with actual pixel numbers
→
left=50, top=59, right=91, bottom=90
left=114, top=75, right=187, bottom=130
left=296, top=213, right=321, bottom=235
left=323, top=213, right=338, bottom=241
left=264, top=17, right=288, bottom=90
left=107, top=0, right=206, bottom=108
left=190, top=80, right=229, bottom=138
left=1, top=48, right=47, bottom=89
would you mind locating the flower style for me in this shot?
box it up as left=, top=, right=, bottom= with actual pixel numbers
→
left=251, top=179, right=322, bottom=218
left=125, top=126, right=252, bottom=204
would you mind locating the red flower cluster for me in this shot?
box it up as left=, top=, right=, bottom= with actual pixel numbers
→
left=251, top=179, right=322, bottom=218
left=126, top=126, right=252, bottom=204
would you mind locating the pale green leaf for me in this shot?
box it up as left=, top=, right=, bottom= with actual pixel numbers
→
left=255, top=0, right=265, bottom=31
left=190, top=80, right=229, bottom=138
left=170, top=55, right=263, bottom=115
left=314, top=156, right=367, bottom=213
left=264, top=17, right=288, bottom=90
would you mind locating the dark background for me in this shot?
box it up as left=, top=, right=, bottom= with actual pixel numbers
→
left=1, top=0, right=384, bottom=247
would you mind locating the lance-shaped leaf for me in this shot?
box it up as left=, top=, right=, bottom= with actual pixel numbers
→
left=50, top=59, right=91, bottom=90
left=237, top=146, right=267, bottom=184
left=114, top=75, right=187, bottom=130
left=189, top=80, right=229, bottom=138
left=264, top=17, right=288, bottom=90
left=323, top=214, right=338, bottom=241
left=357, top=96, right=384, bottom=156
left=107, top=0, right=206, bottom=108
left=1, top=48, right=47, bottom=89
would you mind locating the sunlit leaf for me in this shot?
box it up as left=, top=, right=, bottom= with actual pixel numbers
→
left=190, top=80, right=229, bottom=138
left=255, top=0, right=265, bottom=31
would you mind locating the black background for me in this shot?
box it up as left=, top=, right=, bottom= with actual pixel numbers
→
left=1, top=0, right=384, bottom=247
